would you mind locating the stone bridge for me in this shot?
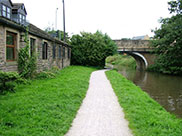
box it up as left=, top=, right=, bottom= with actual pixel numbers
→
left=114, top=40, right=155, bottom=70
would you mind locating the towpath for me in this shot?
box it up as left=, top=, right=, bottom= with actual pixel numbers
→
left=65, top=70, right=133, bottom=136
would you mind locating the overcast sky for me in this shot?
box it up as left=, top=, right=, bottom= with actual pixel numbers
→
left=13, top=0, right=171, bottom=39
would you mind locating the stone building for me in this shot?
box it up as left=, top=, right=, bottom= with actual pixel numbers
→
left=132, top=35, right=150, bottom=40
left=0, top=0, right=71, bottom=72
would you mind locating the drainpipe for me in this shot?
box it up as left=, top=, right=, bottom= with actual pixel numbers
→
left=62, top=57, right=64, bottom=68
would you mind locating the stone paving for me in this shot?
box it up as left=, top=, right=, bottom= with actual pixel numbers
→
left=65, top=70, right=133, bottom=136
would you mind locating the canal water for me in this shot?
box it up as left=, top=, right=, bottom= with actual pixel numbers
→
left=117, top=67, right=182, bottom=118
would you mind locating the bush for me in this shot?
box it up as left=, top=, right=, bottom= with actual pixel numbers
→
left=18, top=27, right=37, bottom=78
left=35, top=67, right=61, bottom=79
left=50, top=66, right=60, bottom=74
left=106, top=54, right=136, bottom=69
left=70, top=31, right=117, bottom=67
left=0, top=71, right=20, bottom=93
left=35, top=71, right=56, bottom=79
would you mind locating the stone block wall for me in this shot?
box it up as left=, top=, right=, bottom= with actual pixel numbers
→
left=114, top=39, right=150, bottom=48
left=0, top=19, right=71, bottom=72
left=0, top=25, right=5, bottom=71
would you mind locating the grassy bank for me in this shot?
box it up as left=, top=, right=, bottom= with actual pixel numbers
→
left=106, top=54, right=136, bottom=69
left=0, top=66, right=97, bottom=136
left=106, top=70, right=182, bottom=136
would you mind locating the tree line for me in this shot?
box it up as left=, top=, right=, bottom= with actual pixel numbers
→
left=149, top=0, right=182, bottom=75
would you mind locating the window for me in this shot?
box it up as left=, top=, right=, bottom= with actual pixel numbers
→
left=30, top=38, right=36, bottom=56
left=22, top=15, right=25, bottom=21
left=6, top=32, right=16, bottom=61
left=42, top=42, right=48, bottom=60
left=63, top=46, right=65, bottom=58
left=2, top=5, right=11, bottom=19
left=2, top=5, right=6, bottom=17
left=58, top=46, right=62, bottom=59
left=19, top=14, right=25, bottom=24
left=7, top=7, right=10, bottom=19
left=19, top=14, right=22, bottom=23
left=53, top=45, right=56, bottom=59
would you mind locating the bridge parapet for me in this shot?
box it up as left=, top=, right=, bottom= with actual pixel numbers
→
left=118, top=47, right=154, bottom=53
left=114, top=39, right=150, bottom=48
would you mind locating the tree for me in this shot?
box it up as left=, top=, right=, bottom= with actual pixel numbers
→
left=168, top=0, right=182, bottom=14
left=150, top=0, right=182, bottom=75
left=44, top=27, right=70, bottom=43
left=70, top=31, right=117, bottom=67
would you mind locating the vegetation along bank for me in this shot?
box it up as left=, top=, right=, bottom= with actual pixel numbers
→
left=106, top=54, right=136, bottom=70
left=149, top=0, right=182, bottom=75
left=106, top=70, right=182, bottom=136
left=0, top=66, right=97, bottom=136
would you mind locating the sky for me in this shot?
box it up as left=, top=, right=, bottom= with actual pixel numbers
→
left=13, top=0, right=171, bottom=39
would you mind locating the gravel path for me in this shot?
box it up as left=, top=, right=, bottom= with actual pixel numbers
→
left=65, top=70, right=133, bottom=136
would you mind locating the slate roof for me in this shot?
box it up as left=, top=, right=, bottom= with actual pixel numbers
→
left=0, top=0, right=13, bottom=7
left=132, top=36, right=145, bottom=40
left=0, top=17, right=70, bottom=47
left=9, top=0, right=13, bottom=6
left=28, top=23, right=69, bottom=46
left=13, top=3, right=23, bottom=9
left=132, top=35, right=149, bottom=40
left=12, top=3, right=27, bottom=15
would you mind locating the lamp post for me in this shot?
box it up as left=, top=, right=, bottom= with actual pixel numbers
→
left=62, top=0, right=66, bottom=68
left=55, top=8, right=58, bottom=30
left=62, top=0, right=66, bottom=42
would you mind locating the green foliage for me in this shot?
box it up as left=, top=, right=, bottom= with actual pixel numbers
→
left=70, top=31, right=117, bottom=67
left=0, top=71, right=20, bottom=93
left=168, top=0, right=182, bottom=14
left=44, top=27, right=70, bottom=43
left=106, top=70, right=182, bottom=136
left=35, top=66, right=61, bottom=79
left=35, top=69, right=57, bottom=79
left=0, top=66, right=97, bottom=136
left=106, top=54, right=136, bottom=69
left=150, top=0, right=182, bottom=75
left=50, top=66, right=60, bottom=74
left=35, top=71, right=56, bottom=79
left=18, top=27, right=37, bottom=78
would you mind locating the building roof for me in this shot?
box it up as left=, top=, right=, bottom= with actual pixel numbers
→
left=132, top=35, right=150, bottom=40
left=0, top=17, right=70, bottom=47
left=9, top=0, right=13, bottom=6
left=0, top=0, right=13, bottom=7
left=28, top=23, right=70, bottom=46
left=12, top=3, right=27, bottom=15
left=13, top=3, right=23, bottom=9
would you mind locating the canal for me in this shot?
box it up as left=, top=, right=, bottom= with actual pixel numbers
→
left=117, top=67, right=182, bottom=118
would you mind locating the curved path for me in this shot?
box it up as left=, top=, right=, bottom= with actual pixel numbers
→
left=65, top=70, right=133, bottom=136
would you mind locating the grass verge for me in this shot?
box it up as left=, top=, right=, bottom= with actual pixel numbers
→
left=0, top=66, right=97, bottom=136
left=106, top=70, right=182, bottom=136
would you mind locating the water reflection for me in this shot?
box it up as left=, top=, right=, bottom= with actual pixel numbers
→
left=117, top=67, right=182, bottom=118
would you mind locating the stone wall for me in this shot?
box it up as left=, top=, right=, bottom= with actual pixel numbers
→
left=0, top=25, right=5, bottom=71
left=114, top=39, right=150, bottom=48
left=0, top=17, right=71, bottom=72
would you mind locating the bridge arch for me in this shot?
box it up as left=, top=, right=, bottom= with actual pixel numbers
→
left=115, top=39, right=155, bottom=70
left=120, top=52, right=148, bottom=70
left=132, top=52, right=148, bottom=69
